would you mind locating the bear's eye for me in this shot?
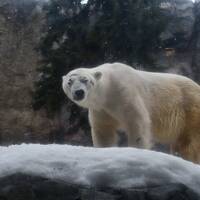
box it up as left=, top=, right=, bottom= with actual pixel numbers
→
left=68, top=79, right=73, bottom=86
left=80, top=77, right=88, bottom=84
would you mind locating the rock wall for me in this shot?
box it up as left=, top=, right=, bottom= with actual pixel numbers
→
left=157, top=0, right=195, bottom=76
left=0, top=0, right=57, bottom=144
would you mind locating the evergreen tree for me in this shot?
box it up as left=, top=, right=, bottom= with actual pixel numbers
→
left=32, top=0, right=169, bottom=140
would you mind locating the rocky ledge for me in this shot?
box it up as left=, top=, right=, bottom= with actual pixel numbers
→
left=0, top=144, right=200, bottom=200
left=0, top=174, right=199, bottom=200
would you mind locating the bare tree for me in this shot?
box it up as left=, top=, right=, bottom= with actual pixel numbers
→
left=188, top=1, right=200, bottom=82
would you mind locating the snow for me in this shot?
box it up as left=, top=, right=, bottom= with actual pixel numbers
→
left=0, top=144, right=200, bottom=193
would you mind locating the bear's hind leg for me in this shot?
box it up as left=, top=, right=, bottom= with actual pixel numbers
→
left=175, top=133, right=200, bottom=163
left=89, top=109, right=119, bottom=147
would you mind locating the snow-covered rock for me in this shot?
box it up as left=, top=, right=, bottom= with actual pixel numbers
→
left=0, top=144, right=200, bottom=195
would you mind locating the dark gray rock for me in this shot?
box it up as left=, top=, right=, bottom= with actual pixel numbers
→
left=0, top=174, right=199, bottom=200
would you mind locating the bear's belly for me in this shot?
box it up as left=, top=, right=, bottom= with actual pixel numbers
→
left=151, top=110, right=185, bottom=144
left=152, top=128, right=179, bottom=144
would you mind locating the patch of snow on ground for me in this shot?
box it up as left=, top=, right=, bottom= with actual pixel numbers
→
left=0, top=144, right=200, bottom=193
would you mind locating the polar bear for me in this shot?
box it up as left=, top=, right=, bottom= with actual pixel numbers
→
left=62, top=62, right=200, bottom=163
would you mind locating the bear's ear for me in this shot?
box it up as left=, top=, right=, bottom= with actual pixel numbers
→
left=94, top=71, right=102, bottom=80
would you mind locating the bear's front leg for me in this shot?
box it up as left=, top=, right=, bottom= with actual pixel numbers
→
left=126, top=120, right=152, bottom=149
left=123, top=99, right=153, bottom=149
left=89, top=109, right=119, bottom=147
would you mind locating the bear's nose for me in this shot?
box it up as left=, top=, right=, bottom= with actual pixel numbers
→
left=74, top=89, right=85, bottom=101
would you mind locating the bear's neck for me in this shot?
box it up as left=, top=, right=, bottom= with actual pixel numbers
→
left=87, top=83, right=106, bottom=111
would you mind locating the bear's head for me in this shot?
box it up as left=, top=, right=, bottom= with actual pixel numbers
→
left=62, top=68, right=102, bottom=108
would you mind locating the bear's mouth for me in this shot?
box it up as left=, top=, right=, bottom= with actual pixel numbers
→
left=73, top=95, right=85, bottom=101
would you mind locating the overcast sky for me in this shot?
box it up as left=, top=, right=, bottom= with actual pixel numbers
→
left=81, top=0, right=88, bottom=4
